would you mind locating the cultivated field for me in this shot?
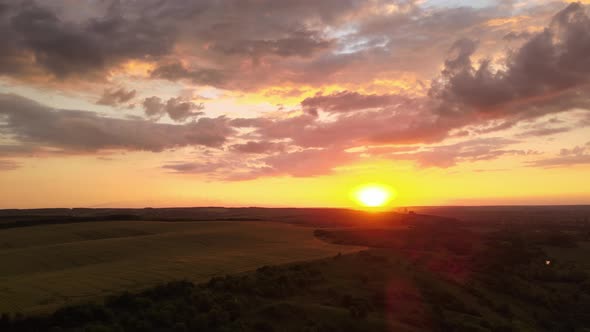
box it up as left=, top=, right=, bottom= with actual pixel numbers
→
left=0, top=220, right=362, bottom=314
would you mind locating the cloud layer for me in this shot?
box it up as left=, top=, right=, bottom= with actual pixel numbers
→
left=0, top=94, right=233, bottom=153
left=1, top=1, right=589, bottom=178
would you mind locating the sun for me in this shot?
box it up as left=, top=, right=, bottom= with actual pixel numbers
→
left=354, top=184, right=393, bottom=208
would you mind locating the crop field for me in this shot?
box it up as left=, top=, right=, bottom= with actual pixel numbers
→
left=0, top=220, right=362, bottom=314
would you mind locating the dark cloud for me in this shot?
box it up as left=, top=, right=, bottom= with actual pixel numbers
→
left=0, top=0, right=358, bottom=86
left=301, top=91, right=409, bottom=115
left=516, top=126, right=572, bottom=138
left=229, top=117, right=269, bottom=128
left=142, top=96, right=165, bottom=118
left=431, top=3, right=590, bottom=119
left=503, top=31, right=532, bottom=41
left=97, top=88, right=136, bottom=106
left=0, top=144, right=40, bottom=156
left=216, top=2, right=590, bottom=178
left=162, top=161, right=226, bottom=174
left=141, top=96, right=205, bottom=122
left=165, top=98, right=205, bottom=122
left=239, top=99, right=453, bottom=148
left=0, top=0, right=536, bottom=92
left=2, top=1, right=590, bottom=181
left=251, top=81, right=579, bottom=151
left=0, top=0, right=509, bottom=91
left=209, top=29, right=333, bottom=58
left=0, top=93, right=233, bottom=153
left=229, top=141, right=285, bottom=154
left=0, top=1, right=178, bottom=79
left=236, top=4, right=590, bottom=155
left=150, top=62, right=226, bottom=86
left=186, top=0, right=360, bottom=56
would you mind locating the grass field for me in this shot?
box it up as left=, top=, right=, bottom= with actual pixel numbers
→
left=543, top=241, right=590, bottom=268
left=0, top=220, right=362, bottom=314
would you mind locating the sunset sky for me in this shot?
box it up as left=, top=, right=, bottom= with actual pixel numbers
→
left=1, top=0, right=589, bottom=208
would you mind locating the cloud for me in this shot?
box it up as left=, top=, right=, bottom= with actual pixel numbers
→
left=97, top=88, right=136, bottom=106
left=503, top=31, right=532, bottom=41
left=228, top=4, right=590, bottom=152
left=0, top=0, right=511, bottom=92
left=527, top=142, right=590, bottom=167
left=0, top=93, right=233, bottom=153
left=516, top=126, right=572, bottom=137
left=0, top=1, right=178, bottom=79
left=389, top=138, right=528, bottom=168
left=560, top=145, right=588, bottom=156
left=142, top=96, right=165, bottom=118
left=0, top=144, right=39, bottom=156
left=231, top=93, right=449, bottom=150
left=229, top=141, right=285, bottom=154
left=257, top=148, right=357, bottom=177
left=209, top=29, right=333, bottom=58
left=431, top=3, right=590, bottom=120
left=218, top=148, right=358, bottom=180
left=0, top=159, right=20, bottom=171
left=150, top=62, right=226, bottom=86
left=0, top=0, right=547, bottom=92
left=141, top=96, right=205, bottom=122
left=529, top=153, right=590, bottom=167
left=165, top=3, right=590, bottom=178
left=165, top=98, right=205, bottom=122
left=162, top=161, right=227, bottom=174
left=533, top=154, right=590, bottom=167
left=301, top=91, right=409, bottom=115
left=0, top=0, right=354, bottom=87
left=161, top=145, right=357, bottom=180
left=2, top=1, right=590, bottom=181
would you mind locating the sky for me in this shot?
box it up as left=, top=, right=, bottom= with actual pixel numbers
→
left=0, top=0, right=589, bottom=209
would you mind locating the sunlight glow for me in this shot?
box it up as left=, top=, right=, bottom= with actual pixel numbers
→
left=354, top=184, right=393, bottom=208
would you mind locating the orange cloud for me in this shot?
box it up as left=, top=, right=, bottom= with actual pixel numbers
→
left=485, top=16, right=531, bottom=27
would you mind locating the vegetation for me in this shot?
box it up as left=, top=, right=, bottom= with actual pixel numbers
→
left=6, top=237, right=590, bottom=331
left=0, top=220, right=359, bottom=313
left=2, top=207, right=590, bottom=331
left=0, top=207, right=454, bottom=228
left=315, top=220, right=590, bottom=331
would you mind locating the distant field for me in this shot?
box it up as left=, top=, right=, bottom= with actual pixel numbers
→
left=0, top=220, right=362, bottom=314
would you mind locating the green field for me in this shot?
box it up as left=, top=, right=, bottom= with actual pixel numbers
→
left=0, top=220, right=362, bottom=314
